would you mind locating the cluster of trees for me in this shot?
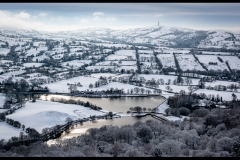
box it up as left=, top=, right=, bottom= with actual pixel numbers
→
left=145, top=76, right=193, bottom=89
left=154, top=52, right=163, bottom=71
left=6, top=45, right=19, bottom=63
left=1, top=105, right=240, bottom=157
left=90, top=76, right=108, bottom=88
left=161, top=67, right=176, bottom=75
left=129, top=106, right=143, bottom=114
left=25, top=128, right=41, bottom=139
left=142, top=69, right=156, bottom=75
left=0, top=113, right=6, bottom=121
left=165, top=107, right=190, bottom=117
left=135, top=48, right=142, bottom=74
left=225, top=61, right=233, bottom=74
left=1, top=111, right=40, bottom=143
left=206, top=85, right=227, bottom=91
left=208, top=62, right=218, bottom=65
left=206, top=83, right=239, bottom=92
left=0, top=77, right=29, bottom=109
left=0, top=127, right=41, bottom=151
left=126, top=87, right=160, bottom=95
left=50, top=97, right=102, bottom=110
left=167, top=94, right=199, bottom=111
left=217, top=57, right=223, bottom=63
left=198, top=78, right=205, bottom=89
left=6, top=118, right=22, bottom=128
left=128, top=106, right=157, bottom=114
left=171, top=31, right=208, bottom=48
left=145, top=78, right=159, bottom=88
left=68, top=83, right=78, bottom=93
left=41, top=56, right=59, bottom=68
left=166, top=90, right=240, bottom=117
left=0, top=41, right=8, bottom=48
left=139, top=56, right=155, bottom=63
left=63, top=43, right=70, bottom=54
left=100, top=88, right=124, bottom=94
left=45, top=40, right=56, bottom=51
left=172, top=53, right=182, bottom=75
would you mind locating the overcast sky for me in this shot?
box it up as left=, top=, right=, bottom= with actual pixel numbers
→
left=0, top=3, right=240, bottom=33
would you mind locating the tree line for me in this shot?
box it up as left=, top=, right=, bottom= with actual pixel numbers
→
left=1, top=105, right=240, bottom=157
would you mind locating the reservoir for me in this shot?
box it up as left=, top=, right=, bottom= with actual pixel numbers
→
left=44, top=94, right=166, bottom=144
left=47, top=115, right=160, bottom=145
left=44, top=95, right=166, bottom=113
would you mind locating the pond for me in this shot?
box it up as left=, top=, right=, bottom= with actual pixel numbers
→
left=43, top=95, right=166, bottom=113
left=47, top=115, right=159, bottom=144
left=44, top=94, right=166, bottom=144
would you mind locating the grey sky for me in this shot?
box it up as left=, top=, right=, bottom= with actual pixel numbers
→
left=0, top=3, right=240, bottom=33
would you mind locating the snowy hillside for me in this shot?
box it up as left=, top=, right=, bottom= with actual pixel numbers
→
left=1, top=25, right=239, bottom=50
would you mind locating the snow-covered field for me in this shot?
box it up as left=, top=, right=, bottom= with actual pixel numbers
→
left=87, top=64, right=137, bottom=72
left=52, top=54, right=64, bottom=60
left=0, top=48, right=10, bottom=55
left=196, top=55, right=229, bottom=71
left=86, top=65, right=115, bottom=71
left=0, top=91, right=172, bottom=141
left=93, top=82, right=156, bottom=93
left=89, top=42, right=130, bottom=48
left=163, top=48, right=190, bottom=54
left=139, top=55, right=155, bottom=61
left=138, top=50, right=153, bottom=54
left=96, top=60, right=136, bottom=66
left=0, top=36, right=30, bottom=47
left=23, top=73, right=44, bottom=78
left=157, top=53, right=176, bottom=68
left=52, top=46, right=67, bottom=53
left=103, top=49, right=112, bottom=53
left=193, top=89, right=240, bottom=101
left=118, top=65, right=137, bottom=71
left=23, top=62, right=44, bottom=68
left=41, top=76, right=99, bottom=93
left=32, top=54, right=50, bottom=62
left=0, top=60, right=12, bottom=64
left=68, top=47, right=84, bottom=53
left=176, top=54, right=205, bottom=71
left=141, top=62, right=157, bottom=69
left=0, top=93, right=5, bottom=108
left=2, top=100, right=106, bottom=139
left=1, top=26, right=240, bottom=142
left=201, top=51, right=231, bottom=55
left=33, top=41, right=46, bottom=47
left=158, top=85, right=193, bottom=93
left=205, top=80, right=239, bottom=88
left=0, top=122, right=22, bottom=140
left=138, top=74, right=200, bottom=85
left=90, top=73, right=117, bottom=78
left=0, top=70, right=25, bottom=77
left=105, top=50, right=136, bottom=60
left=113, top=74, right=131, bottom=78
left=198, top=31, right=238, bottom=49
left=62, top=60, right=92, bottom=68
left=0, top=76, right=24, bottom=84
left=25, top=46, right=47, bottom=57
left=218, top=56, right=240, bottom=70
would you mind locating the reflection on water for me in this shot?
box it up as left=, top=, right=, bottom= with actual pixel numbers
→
left=45, top=95, right=165, bottom=144
left=60, top=115, right=158, bottom=140
left=43, top=95, right=165, bottom=113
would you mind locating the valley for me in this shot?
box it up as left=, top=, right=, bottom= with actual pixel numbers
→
left=0, top=25, right=240, bottom=154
